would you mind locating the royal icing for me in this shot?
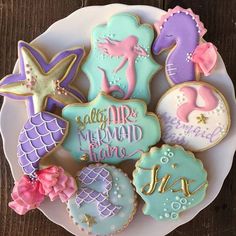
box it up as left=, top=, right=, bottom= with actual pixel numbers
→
left=152, top=6, right=217, bottom=85
left=9, top=165, right=77, bottom=215
left=0, top=41, right=85, bottom=115
left=17, top=112, right=68, bottom=176
left=67, top=164, right=137, bottom=235
left=156, top=82, right=230, bottom=151
left=83, top=13, right=159, bottom=103
left=62, top=92, right=161, bottom=163
left=133, top=145, right=208, bottom=220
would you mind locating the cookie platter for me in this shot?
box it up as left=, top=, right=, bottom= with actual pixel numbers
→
left=0, top=4, right=236, bottom=236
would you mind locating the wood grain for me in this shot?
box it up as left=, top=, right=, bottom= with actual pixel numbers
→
left=0, top=1, right=235, bottom=236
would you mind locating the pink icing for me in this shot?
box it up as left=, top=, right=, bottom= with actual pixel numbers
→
left=177, top=86, right=219, bottom=122
left=192, top=42, right=218, bottom=76
left=9, top=166, right=77, bottom=215
left=154, top=6, right=207, bottom=37
left=98, top=36, right=147, bottom=99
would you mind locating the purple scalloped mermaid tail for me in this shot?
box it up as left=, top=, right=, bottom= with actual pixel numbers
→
left=75, top=166, right=121, bottom=218
left=17, top=112, right=68, bottom=176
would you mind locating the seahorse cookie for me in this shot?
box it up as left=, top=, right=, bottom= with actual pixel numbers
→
left=0, top=41, right=85, bottom=116
left=67, top=164, right=137, bottom=235
left=156, top=82, right=230, bottom=152
left=133, top=145, right=208, bottom=221
left=82, top=13, right=159, bottom=103
left=62, top=92, right=161, bottom=163
left=152, top=6, right=217, bottom=85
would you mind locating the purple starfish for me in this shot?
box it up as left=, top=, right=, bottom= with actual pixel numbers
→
left=0, top=41, right=86, bottom=116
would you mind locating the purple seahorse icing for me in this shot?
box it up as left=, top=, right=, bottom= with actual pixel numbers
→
left=17, top=112, right=68, bottom=176
left=98, top=36, right=147, bottom=99
left=152, top=6, right=207, bottom=84
left=76, top=166, right=121, bottom=218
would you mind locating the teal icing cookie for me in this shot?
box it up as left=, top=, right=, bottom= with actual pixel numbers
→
left=82, top=13, right=160, bottom=103
left=67, top=164, right=137, bottom=235
left=62, top=92, right=161, bottom=163
left=133, top=145, right=208, bottom=220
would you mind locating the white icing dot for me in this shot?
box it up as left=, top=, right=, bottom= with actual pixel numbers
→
left=182, top=206, right=187, bottom=210
left=159, top=215, right=163, bottom=219
left=116, top=187, right=120, bottom=191
left=167, top=152, right=174, bottom=158
left=115, top=177, right=119, bottom=181
left=114, top=183, right=118, bottom=186
left=160, top=156, right=169, bottom=164
left=165, top=213, right=170, bottom=218
left=175, top=196, right=180, bottom=201
left=118, top=194, right=122, bottom=198
left=171, top=202, right=181, bottom=211
left=171, top=212, right=179, bottom=220
left=166, top=198, right=169, bottom=201
left=188, top=202, right=191, bottom=205
left=114, top=191, right=118, bottom=195
left=164, top=208, right=167, bottom=212
left=180, top=198, right=187, bottom=205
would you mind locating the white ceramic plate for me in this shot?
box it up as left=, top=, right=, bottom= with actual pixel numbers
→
left=0, top=4, right=236, bottom=236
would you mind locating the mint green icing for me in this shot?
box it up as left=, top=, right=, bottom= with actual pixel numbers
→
left=82, top=13, right=159, bottom=103
left=62, top=92, right=161, bottom=164
left=133, top=145, right=208, bottom=220
left=67, top=165, right=136, bottom=235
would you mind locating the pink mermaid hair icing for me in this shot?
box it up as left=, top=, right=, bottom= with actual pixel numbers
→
left=98, top=36, right=147, bottom=99
left=153, top=6, right=217, bottom=84
left=177, top=85, right=219, bottom=122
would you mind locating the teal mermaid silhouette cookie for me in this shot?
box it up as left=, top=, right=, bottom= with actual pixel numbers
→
left=133, top=145, right=208, bottom=220
left=82, top=13, right=159, bottom=103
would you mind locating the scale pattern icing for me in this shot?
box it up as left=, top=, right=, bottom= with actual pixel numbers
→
left=17, top=112, right=68, bottom=175
left=76, top=166, right=121, bottom=218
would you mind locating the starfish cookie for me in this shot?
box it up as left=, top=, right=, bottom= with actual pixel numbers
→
left=0, top=41, right=85, bottom=115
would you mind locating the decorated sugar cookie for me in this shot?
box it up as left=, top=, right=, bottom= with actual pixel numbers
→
left=9, top=165, right=77, bottom=215
left=0, top=41, right=85, bottom=115
left=133, top=145, right=208, bottom=220
left=156, top=82, right=230, bottom=151
left=83, top=13, right=159, bottom=103
left=62, top=92, right=161, bottom=163
left=17, top=112, right=68, bottom=176
left=152, top=6, right=217, bottom=85
left=67, top=164, right=137, bottom=235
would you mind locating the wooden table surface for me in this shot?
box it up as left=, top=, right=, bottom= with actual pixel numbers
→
left=0, top=1, right=235, bottom=235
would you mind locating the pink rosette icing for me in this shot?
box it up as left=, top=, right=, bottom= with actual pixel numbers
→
left=38, top=166, right=77, bottom=202
left=9, top=166, right=77, bottom=215
left=8, top=175, right=45, bottom=215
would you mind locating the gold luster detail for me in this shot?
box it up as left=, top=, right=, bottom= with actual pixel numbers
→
left=80, top=153, right=89, bottom=161
left=82, top=214, right=97, bottom=227
left=196, top=114, right=208, bottom=124
left=138, top=165, right=207, bottom=197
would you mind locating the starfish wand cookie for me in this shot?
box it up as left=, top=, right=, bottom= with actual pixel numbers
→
left=0, top=41, right=86, bottom=115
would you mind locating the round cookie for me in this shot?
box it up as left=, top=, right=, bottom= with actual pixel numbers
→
left=82, top=13, right=160, bottom=103
left=62, top=92, right=161, bottom=163
left=156, top=81, right=230, bottom=152
left=133, top=145, right=208, bottom=220
left=0, top=41, right=85, bottom=116
left=152, top=6, right=217, bottom=85
left=67, top=164, right=137, bottom=235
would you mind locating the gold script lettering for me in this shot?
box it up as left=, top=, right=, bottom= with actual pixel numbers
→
left=138, top=165, right=207, bottom=197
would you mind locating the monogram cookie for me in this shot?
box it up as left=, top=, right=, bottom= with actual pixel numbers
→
left=133, top=145, right=208, bottom=220
left=67, top=164, right=137, bottom=235
left=156, top=82, right=230, bottom=151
